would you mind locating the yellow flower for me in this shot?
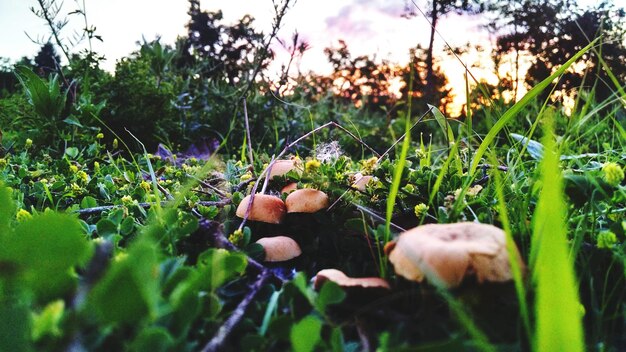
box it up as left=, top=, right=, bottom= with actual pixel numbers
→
left=69, top=165, right=78, bottom=174
left=305, top=159, right=321, bottom=173
left=94, top=161, right=100, bottom=172
left=360, top=156, right=379, bottom=174
left=77, top=171, right=89, bottom=183
left=602, top=162, right=624, bottom=187
left=228, top=229, right=244, bottom=246
left=140, top=181, right=151, bottom=192
left=240, top=173, right=252, bottom=181
left=96, top=133, right=104, bottom=139
left=16, top=209, right=32, bottom=222
left=403, top=184, right=416, bottom=193
left=414, top=203, right=428, bottom=218
left=112, top=138, right=118, bottom=149
left=121, top=195, right=134, bottom=205
left=596, top=231, right=617, bottom=249
left=466, top=184, right=483, bottom=198
left=71, top=183, right=82, bottom=193
left=25, top=138, right=33, bottom=148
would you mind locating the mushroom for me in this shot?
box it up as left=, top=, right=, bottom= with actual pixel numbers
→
left=281, top=182, right=298, bottom=194
left=313, top=269, right=391, bottom=291
left=350, top=172, right=373, bottom=192
left=235, top=194, right=286, bottom=224
left=285, top=188, right=330, bottom=213
left=267, top=159, right=302, bottom=180
left=256, top=236, right=302, bottom=262
left=385, top=222, right=524, bottom=288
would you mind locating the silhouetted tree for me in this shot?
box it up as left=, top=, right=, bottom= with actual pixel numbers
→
left=180, top=1, right=267, bottom=84
left=488, top=0, right=626, bottom=103
left=319, top=40, right=402, bottom=111
left=422, top=0, right=483, bottom=103
left=34, top=42, right=60, bottom=76
left=401, top=46, right=453, bottom=114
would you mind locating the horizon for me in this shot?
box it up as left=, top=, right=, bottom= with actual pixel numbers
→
left=0, top=0, right=612, bottom=115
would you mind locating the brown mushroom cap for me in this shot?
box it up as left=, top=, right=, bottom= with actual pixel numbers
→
left=285, top=188, right=330, bottom=213
left=256, top=236, right=302, bottom=262
left=351, top=173, right=373, bottom=191
left=313, top=269, right=391, bottom=291
left=281, top=182, right=298, bottom=194
left=235, top=194, right=286, bottom=224
left=267, top=159, right=302, bottom=180
left=386, top=222, right=525, bottom=288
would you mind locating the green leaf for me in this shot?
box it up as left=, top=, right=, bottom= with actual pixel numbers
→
left=88, top=239, right=160, bottom=324
left=531, top=115, right=584, bottom=352
left=469, top=38, right=599, bottom=176
left=32, top=300, right=64, bottom=340
left=429, top=104, right=455, bottom=146
left=80, top=196, right=98, bottom=209
left=0, top=184, right=15, bottom=236
left=196, top=248, right=247, bottom=291
left=290, top=272, right=315, bottom=305
left=315, top=281, right=346, bottom=313
left=63, top=116, right=83, bottom=127
left=120, top=216, right=135, bottom=236
left=0, top=212, right=92, bottom=298
left=14, top=65, right=67, bottom=120
left=129, top=327, right=174, bottom=352
left=65, top=147, right=79, bottom=159
left=0, top=298, right=31, bottom=352
left=290, top=316, right=322, bottom=352
left=96, top=219, right=118, bottom=238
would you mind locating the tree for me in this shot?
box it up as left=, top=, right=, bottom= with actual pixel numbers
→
left=401, top=46, right=453, bottom=114
left=180, top=1, right=267, bottom=84
left=422, top=0, right=483, bottom=103
left=34, top=42, right=61, bottom=76
left=489, top=0, right=626, bottom=103
left=317, top=40, right=402, bottom=111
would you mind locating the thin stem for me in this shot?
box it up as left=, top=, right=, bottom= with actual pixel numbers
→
left=73, top=200, right=231, bottom=217
left=34, top=0, right=71, bottom=62
left=243, top=98, right=255, bottom=168
left=376, top=107, right=431, bottom=164
left=201, top=270, right=271, bottom=352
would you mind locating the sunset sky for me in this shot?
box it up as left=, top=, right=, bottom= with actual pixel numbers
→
left=0, top=0, right=605, bottom=113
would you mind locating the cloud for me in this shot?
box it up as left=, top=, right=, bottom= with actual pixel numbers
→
left=325, top=0, right=409, bottom=39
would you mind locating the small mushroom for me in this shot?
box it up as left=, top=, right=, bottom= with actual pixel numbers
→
left=313, top=269, right=391, bottom=291
left=281, top=182, right=298, bottom=194
left=285, top=188, right=330, bottom=213
left=256, top=236, right=302, bottom=262
left=235, top=194, right=286, bottom=224
left=385, top=222, right=524, bottom=288
left=267, top=159, right=302, bottom=180
left=350, top=172, right=373, bottom=192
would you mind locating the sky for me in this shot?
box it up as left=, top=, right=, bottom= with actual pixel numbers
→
left=0, top=0, right=605, bottom=112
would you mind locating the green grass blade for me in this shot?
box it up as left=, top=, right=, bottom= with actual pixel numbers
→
left=489, top=151, right=531, bottom=341
left=429, top=104, right=463, bottom=175
left=469, top=38, right=599, bottom=176
left=385, top=67, right=414, bottom=248
left=531, top=115, right=584, bottom=352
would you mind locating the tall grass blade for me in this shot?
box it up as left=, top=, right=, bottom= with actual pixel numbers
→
left=429, top=104, right=463, bottom=175
left=384, top=64, right=414, bottom=265
left=488, top=151, right=531, bottom=341
left=469, top=38, right=599, bottom=176
left=531, top=115, right=584, bottom=352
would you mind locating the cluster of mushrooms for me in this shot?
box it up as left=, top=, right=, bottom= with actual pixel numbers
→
left=236, top=158, right=525, bottom=295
